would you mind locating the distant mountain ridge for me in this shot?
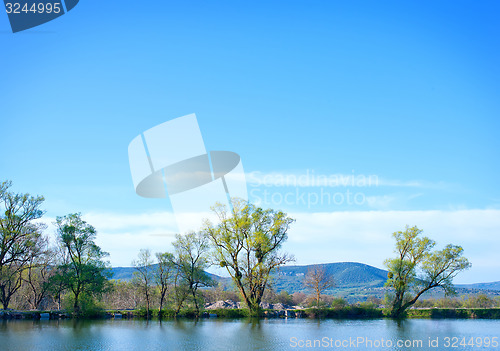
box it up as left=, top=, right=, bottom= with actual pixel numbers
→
left=109, top=262, right=500, bottom=295
left=110, top=261, right=391, bottom=293
left=271, top=262, right=389, bottom=293
left=456, top=281, right=500, bottom=291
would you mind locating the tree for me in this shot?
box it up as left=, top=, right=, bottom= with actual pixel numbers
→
left=55, top=213, right=110, bottom=316
left=21, top=238, right=56, bottom=310
left=303, top=265, right=335, bottom=308
left=275, top=290, right=294, bottom=305
left=331, top=297, right=348, bottom=310
left=384, top=225, right=471, bottom=318
left=132, top=249, right=155, bottom=318
left=205, top=199, right=295, bottom=316
left=49, top=245, right=72, bottom=310
left=0, top=180, right=46, bottom=309
left=155, top=252, right=174, bottom=316
left=171, top=232, right=214, bottom=316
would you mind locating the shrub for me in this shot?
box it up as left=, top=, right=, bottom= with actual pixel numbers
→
left=331, top=298, right=348, bottom=309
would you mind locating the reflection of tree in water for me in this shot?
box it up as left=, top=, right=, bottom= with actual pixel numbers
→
left=389, top=318, right=413, bottom=346
left=246, top=317, right=261, bottom=330
left=171, top=318, right=200, bottom=332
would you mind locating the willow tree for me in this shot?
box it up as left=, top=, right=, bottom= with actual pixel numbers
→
left=205, top=199, right=295, bottom=316
left=171, top=232, right=214, bottom=316
left=384, top=225, right=471, bottom=318
left=55, top=213, right=110, bottom=316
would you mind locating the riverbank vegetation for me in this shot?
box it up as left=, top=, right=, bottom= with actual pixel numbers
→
left=2, top=180, right=493, bottom=320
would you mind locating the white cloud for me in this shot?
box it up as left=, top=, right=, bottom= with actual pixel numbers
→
left=38, top=209, right=500, bottom=283
left=285, top=209, right=500, bottom=284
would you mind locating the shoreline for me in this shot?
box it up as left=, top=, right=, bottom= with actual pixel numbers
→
left=2, top=307, right=500, bottom=321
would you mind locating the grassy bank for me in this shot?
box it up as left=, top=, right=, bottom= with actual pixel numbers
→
left=407, top=308, right=500, bottom=319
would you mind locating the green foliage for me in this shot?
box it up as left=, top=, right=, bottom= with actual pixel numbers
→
left=63, top=292, right=106, bottom=318
left=206, top=308, right=250, bottom=318
left=158, top=308, right=177, bottom=319
left=55, top=213, right=110, bottom=317
left=0, top=180, right=46, bottom=309
left=275, top=290, right=294, bottom=305
left=407, top=308, right=500, bottom=319
left=205, top=198, right=295, bottom=315
left=171, top=232, right=214, bottom=316
left=462, top=294, right=497, bottom=308
left=384, top=225, right=471, bottom=318
left=331, top=297, right=348, bottom=309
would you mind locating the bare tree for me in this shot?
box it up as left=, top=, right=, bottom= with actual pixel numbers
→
left=171, top=232, right=214, bottom=316
left=132, top=249, right=155, bottom=318
left=155, top=252, right=174, bottom=316
left=50, top=245, right=72, bottom=310
left=303, top=265, right=335, bottom=308
left=22, top=238, right=55, bottom=310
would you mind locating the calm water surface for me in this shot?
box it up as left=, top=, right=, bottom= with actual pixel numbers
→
left=0, top=318, right=499, bottom=350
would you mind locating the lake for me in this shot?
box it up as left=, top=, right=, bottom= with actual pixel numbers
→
left=0, top=318, right=499, bottom=350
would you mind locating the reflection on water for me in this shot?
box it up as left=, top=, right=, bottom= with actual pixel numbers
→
left=0, top=318, right=499, bottom=350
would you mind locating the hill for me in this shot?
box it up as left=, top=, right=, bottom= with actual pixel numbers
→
left=109, top=262, right=500, bottom=303
left=108, top=265, right=229, bottom=284
left=456, top=281, right=500, bottom=291
left=271, top=262, right=388, bottom=293
left=109, top=262, right=389, bottom=293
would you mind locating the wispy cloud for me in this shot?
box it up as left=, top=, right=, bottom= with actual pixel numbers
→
left=246, top=170, right=451, bottom=189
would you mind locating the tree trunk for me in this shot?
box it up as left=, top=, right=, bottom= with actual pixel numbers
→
left=159, top=295, right=164, bottom=318
left=73, top=290, right=81, bottom=316
left=192, top=288, right=200, bottom=316
left=145, top=291, right=150, bottom=319
left=391, top=284, right=437, bottom=318
left=1, top=289, right=10, bottom=310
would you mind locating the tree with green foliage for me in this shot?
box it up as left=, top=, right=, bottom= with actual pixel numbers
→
left=275, top=290, right=294, bottom=306
left=132, top=249, right=155, bottom=318
left=384, top=225, right=471, bottom=318
left=155, top=252, right=174, bottom=316
left=50, top=245, right=72, bottom=310
left=54, top=213, right=110, bottom=316
left=171, top=232, right=214, bottom=316
left=331, top=297, right=348, bottom=310
left=0, top=180, right=46, bottom=309
left=205, top=199, right=295, bottom=316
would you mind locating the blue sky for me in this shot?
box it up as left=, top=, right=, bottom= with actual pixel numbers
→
left=1, top=1, right=499, bottom=283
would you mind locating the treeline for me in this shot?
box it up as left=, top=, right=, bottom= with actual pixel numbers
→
left=0, top=181, right=295, bottom=317
left=413, top=294, right=500, bottom=309
left=1, top=180, right=477, bottom=319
